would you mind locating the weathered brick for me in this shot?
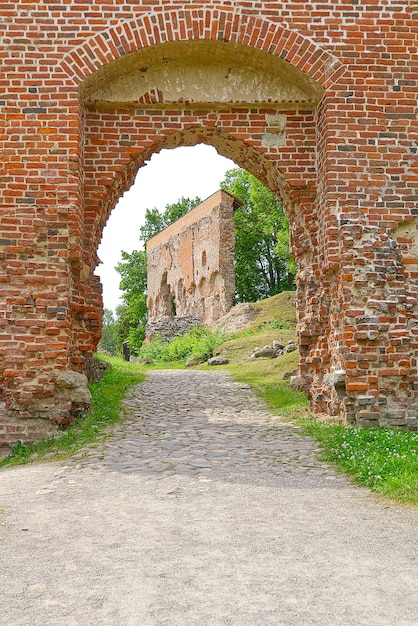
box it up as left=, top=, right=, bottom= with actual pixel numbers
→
left=0, top=1, right=417, bottom=442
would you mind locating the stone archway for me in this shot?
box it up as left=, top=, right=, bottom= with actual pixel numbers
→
left=1, top=4, right=417, bottom=446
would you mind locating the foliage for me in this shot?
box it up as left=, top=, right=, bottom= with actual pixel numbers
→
left=114, top=249, right=148, bottom=353
left=114, top=303, right=131, bottom=349
left=138, top=326, right=225, bottom=363
left=220, top=168, right=296, bottom=302
left=98, top=308, right=119, bottom=355
left=297, top=419, right=418, bottom=505
left=139, top=196, right=201, bottom=243
left=0, top=356, right=145, bottom=468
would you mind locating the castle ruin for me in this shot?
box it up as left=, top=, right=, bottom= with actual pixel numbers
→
left=146, top=190, right=239, bottom=340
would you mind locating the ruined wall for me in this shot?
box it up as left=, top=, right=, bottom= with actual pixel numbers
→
left=146, top=190, right=238, bottom=332
left=0, top=1, right=417, bottom=444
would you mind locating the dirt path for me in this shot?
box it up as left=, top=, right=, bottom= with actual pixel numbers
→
left=1, top=370, right=417, bottom=625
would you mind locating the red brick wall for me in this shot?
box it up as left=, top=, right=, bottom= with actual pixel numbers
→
left=0, top=1, right=417, bottom=443
left=146, top=190, right=237, bottom=326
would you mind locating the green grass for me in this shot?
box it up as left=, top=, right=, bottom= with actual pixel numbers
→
left=247, top=291, right=297, bottom=331
left=0, top=356, right=145, bottom=469
left=229, top=371, right=417, bottom=505
left=297, top=418, right=418, bottom=505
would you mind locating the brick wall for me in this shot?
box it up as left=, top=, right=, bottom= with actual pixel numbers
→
left=0, top=1, right=417, bottom=444
left=146, top=190, right=238, bottom=327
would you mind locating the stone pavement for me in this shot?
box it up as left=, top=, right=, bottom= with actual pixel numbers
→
left=69, top=369, right=342, bottom=486
left=1, top=369, right=417, bottom=626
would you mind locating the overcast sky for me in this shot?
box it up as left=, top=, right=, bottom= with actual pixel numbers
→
left=95, top=145, right=235, bottom=312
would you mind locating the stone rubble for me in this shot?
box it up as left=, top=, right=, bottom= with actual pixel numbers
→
left=249, top=339, right=298, bottom=360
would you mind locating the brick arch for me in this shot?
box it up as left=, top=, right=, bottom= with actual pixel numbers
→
left=83, top=118, right=316, bottom=274
left=60, top=8, right=343, bottom=89
left=66, top=8, right=345, bottom=436
left=1, top=1, right=417, bottom=448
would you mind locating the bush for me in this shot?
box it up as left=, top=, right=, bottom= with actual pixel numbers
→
left=139, top=326, right=225, bottom=363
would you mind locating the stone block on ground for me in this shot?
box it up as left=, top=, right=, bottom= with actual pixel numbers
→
left=207, top=356, right=229, bottom=366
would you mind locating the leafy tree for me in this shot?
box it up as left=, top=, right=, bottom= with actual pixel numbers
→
left=139, top=196, right=201, bottom=244
left=138, top=207, right=165, bottom=243
left=220, top=168, right=296, bottom=302
left=98, top=308, right=119, bottom=355
left=115, top=249, right=148, bottom=353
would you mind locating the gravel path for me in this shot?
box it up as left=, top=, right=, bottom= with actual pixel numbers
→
left=1, top=369, right=417, bottom=625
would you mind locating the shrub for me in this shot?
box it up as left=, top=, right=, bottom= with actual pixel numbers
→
left=138, top=326, right=225, bottom=363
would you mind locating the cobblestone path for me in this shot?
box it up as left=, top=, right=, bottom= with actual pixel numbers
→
left=1, top=370, right=417, bottom=626
left=69, top=369, right=343, bottom=487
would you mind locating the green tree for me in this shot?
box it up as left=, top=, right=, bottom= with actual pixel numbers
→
left=115, top=249, right=148, bottom=353
left=220, top=168, right=296, bottom=302
left=98, top=308, right=119, bottom=355
left=140, top=196, right=201, bottom=244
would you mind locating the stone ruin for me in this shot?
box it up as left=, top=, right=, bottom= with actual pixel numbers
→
left=146, top=190, right=240, bottom=341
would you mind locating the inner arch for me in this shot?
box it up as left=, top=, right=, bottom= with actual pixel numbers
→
left=90, top=125, right=293, bottom=262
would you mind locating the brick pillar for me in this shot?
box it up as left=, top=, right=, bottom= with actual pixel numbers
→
left=303, top=87, right=418, bottom=431
left=0, top=92, right=92, bottom=446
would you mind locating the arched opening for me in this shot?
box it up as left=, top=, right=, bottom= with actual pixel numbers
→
left=74, top=36, right=327, bottom=417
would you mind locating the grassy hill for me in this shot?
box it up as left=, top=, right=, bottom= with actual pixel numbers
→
left=210, top=292, right=301, bottom=391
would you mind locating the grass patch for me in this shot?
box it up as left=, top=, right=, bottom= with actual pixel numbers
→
left=213, top=328, right=297, bottom=365
left=246, top=291, right=296, bottom=331
left=297, top=418, right=418, bottom=505
left=232, top=319, right=292, bottom=340
left=0, top=356, right=145, bottom=469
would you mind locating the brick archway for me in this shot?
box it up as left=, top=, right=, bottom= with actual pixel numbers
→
left=1, top=2, right=417, bottom=446
left=59, top=9, right=343, bottom=89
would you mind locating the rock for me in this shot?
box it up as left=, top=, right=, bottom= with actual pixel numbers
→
left=69, top=385, right=93, bottom=406
left=85, top=356, right=111, bottom=383
left=145, top=315, right=202, bottom=343
left=49, top=370, right=92, bottom=427
left=290, top=375, right=305, bottom=391
left=207, top=356, right=229, bottom=366
left=54, top=371, right=92, bottom=405
left=186, top=356, right=203, bottom=367
left=253, top=346, right=277, bottom=359
left=272, top=340, right=285, bottom=351
left=323, top=370, right=346, bottom=388
left=282, top=370, right=297, bottom=380
left=283, top=343, right=298, bottom=354
left=214, top=302, right=259, bottom=334
left=55, top=370, right=88, bottom=389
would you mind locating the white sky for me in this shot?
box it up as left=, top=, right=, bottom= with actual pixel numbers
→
left=95, top=144, right=235, bottom=312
